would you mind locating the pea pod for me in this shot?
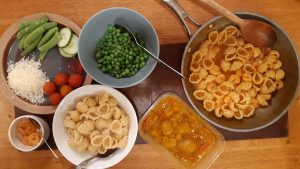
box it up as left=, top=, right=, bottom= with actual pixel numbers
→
left=18, top=34, right=29, bottom=50
left=38, top=31, right=61, bottom=52
left=21, top=34, right=42, bottom=56
left=39, top=50, right=48, bottom=61
left=16, top=15, right=48, bottom=39
left=38, top=27, right=59, bottom=47
left=19, top=20, right=35, bottom=31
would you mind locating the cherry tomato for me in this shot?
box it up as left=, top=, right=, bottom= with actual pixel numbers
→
left=68, top=73, right=83, bottom=88
left=54, top=72, right=68, bottom=86
left=43, top=81, right=56, bottom=95
left=60, top=84, right=73, bottom=97
left=49, top=93, right=63, bottom=105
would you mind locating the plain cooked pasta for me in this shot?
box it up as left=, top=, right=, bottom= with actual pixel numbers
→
left=188, top=25, right=285, bottom=119
left=63, top=92, right=130, bottom=154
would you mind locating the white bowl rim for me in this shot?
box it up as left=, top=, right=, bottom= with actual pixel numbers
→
left=8, top=115, right=45, bottom=152
left=78, top=7, right=160, bottom=88
left=52, top=84, right=138, bottom=168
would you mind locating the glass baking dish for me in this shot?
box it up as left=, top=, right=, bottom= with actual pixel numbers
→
left=139, top=92, right=225, bottom=169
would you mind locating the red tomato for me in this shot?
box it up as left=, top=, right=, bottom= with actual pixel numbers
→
left=54, top=72, right=68, bottom=86
left=43, top=82, right=56, bottom=95
left=68, top=73, right=83, bottom=88
left=60, top=85, right=73, bottom=97
left=49, top=93, right=63, bottom=105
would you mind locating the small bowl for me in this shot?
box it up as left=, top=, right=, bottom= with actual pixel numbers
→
left=78, top=7, right=160, bottom=88
left=53, top=85, right=138, bottom=168
left=8, top=115, right=50, bottom=152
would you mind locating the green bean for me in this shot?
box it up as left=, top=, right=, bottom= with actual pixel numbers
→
left=38, top=27, right=58, bottom=47
left=16, top=15, right=48, bottom=39
left=38, top=31, right=61, bottom=52
left=39, top=50, right=48, bottom=61
left=21, top=34, right=42, bottom=56
left=19, top=20, right=35, bottom=31
left=41, top=22, right=57, bottom=30
left=23, top=27, right=45, bottom=47
left=18, top=34, right=29, bottom=50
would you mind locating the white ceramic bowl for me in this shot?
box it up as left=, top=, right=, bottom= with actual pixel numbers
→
left=53, top=85, right=138, bottom=169
left=8, top=115, right=50, bottom=152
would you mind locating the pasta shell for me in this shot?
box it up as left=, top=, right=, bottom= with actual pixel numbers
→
left=103, top=135, right=114, bottom=149
left=98, top=144, right=107, bottom=154
left=119, top=114, right=130, bottom=127
left=111, top=120, right=122, bottom=134
left=225, top=53, right=236, bottom=61
left=189, top=62, right=201, bottom=72
left=88, top=145, right=98, bottom=153
left=202, top=58, right=214, bottom=70
left=276, top=80, right=284, bottom=89
left=234, top=111, right=243, bottom=119
left=193, top=90, right=207, bottom=100
left=79, top=114, right=89, bottom=121
left=208, top=31, right=219, bottom=44
left=236, top=47, right=249, bottom=58
left=237, top=37, right=245, bottom=47
left=224, top=46, right=236, bottom=55
left=68, top=110, right=81, bottom=122
left=229, top=102, right=239, bottom=112
left=275, top=69, right=285, bottom=80
left=212, top=90, right=224, bottom=99
left=64, top=118, right=75, bottom=129
left=107, top=97, right=118, bottom=107
left=203, top=100, right=215, bottom=112
left=218, top=30, right=227, bottom=44
left=110, top=107, right=122, bottom=120
left=189, top=72, right=202, bottom=84
left=252, top=72, right=264, bottom=85
left=225, top=26, right=238, bottom=37
left=116, top=136, right=128, bottom=148
left=91, top=135, right=104, bottom=147
left=223, top=110, right=234, bottom=118
left=76, top=101, right=88, bottom=113
left=220, top=60, right=231, bottom=72
left=243, top=64, right=256, bottom=74
left=83, top=97, right=97, bottom=107
left=96, top=92, right=109, bottom=105
left=191, top=51, right=203, bottom=63
left=225, top=36, right=237, bottom=46
left=218, top=84, right=229, bottom=95
left=242, top=105, right=255, bottom=117
left=214, top=107, right=223, bottom=117
left=253, top=47, right=261, bottom=58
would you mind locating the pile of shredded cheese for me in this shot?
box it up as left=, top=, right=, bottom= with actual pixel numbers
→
left=7, top=58, right=49, bottom=104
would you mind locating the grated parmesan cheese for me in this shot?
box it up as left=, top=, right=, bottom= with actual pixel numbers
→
left=7, top=58, right=49, bottom=104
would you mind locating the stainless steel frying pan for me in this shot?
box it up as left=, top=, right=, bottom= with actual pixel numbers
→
left=163, top=0, right=300, bottom=132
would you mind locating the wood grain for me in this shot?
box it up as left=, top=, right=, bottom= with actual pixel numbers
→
left=0, top=0, right=300, bottom=169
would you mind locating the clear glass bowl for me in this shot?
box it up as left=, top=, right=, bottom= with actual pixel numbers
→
left=139, top=92, right=225, bottom=169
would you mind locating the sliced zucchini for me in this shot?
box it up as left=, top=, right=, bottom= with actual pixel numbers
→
left=62, top=34, right=78, bottom=55
left=58, top=27, right=72, bottom=47
left=59, top=47, right=75, bottom=58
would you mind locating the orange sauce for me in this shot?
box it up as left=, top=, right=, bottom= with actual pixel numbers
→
left=142, top=96, right=216, bottom=168
left=16, top=118, right=41, bottom=146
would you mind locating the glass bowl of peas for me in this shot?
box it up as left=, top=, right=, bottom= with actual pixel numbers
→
left=79, top=7, right=160, bottom=88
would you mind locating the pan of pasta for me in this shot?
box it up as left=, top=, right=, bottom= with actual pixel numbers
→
left=164, top=1, right=299, bottom=132
left=52, top=85, right=138, bottom=168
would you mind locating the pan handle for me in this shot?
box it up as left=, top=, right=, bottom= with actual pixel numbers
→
left=162, top=0, right=201, bottom=38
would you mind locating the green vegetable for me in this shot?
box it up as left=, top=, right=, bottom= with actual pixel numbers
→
left=38, top=31, right=61, bottom=52
left=38, top=27, right=59, bottom=47
left=19, top=20, right=35, bottom=31
left=21, top=34, right=43, bottom=56
left=39, top=50, right=48, bottom=61
left=24, top=22, right=58, bottom=47
left=95, top=25, right=148, bottom=78
left=18, top=34, right=29, bottom=50
left=16, top=15, right=48, bottom=39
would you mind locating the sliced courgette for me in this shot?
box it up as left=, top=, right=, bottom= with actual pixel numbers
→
left=58, top=27, right=72, bottom=48
left=61, top=34, right=78, bottom=55
left=59, top=47, right=75, bottom=58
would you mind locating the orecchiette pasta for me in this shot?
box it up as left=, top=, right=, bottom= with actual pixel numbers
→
left=64, top=92, right=130, bottom=154
left=189, top=25, right=285, bottom=119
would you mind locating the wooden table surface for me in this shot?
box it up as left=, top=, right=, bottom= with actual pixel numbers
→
left=1, top=0, right=300, bottom=168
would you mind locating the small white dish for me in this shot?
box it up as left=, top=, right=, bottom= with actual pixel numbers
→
left=53, top=85, right=138, bottom=169
left=8, top=115, right=50, bottom=152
